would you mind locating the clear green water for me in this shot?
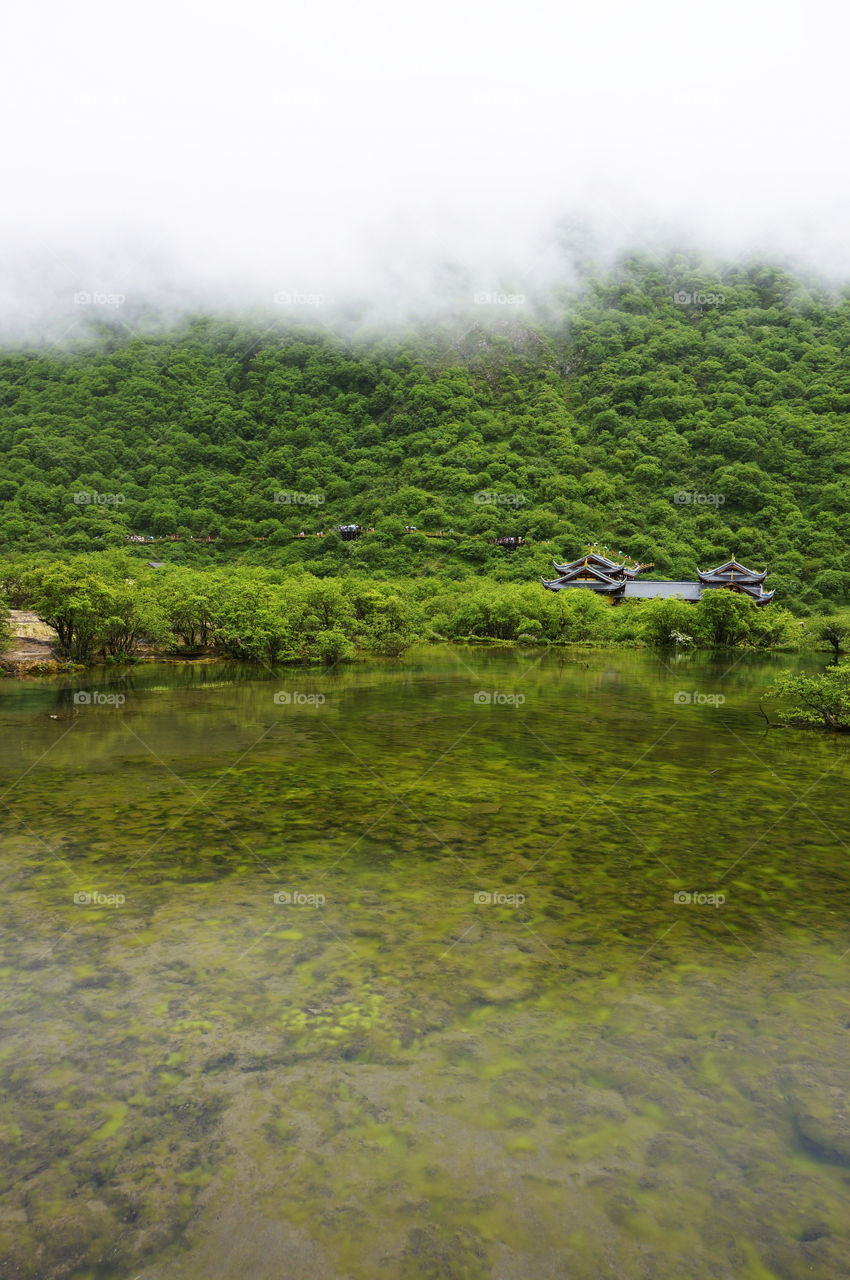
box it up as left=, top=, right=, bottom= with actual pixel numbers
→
left=2, top=647, right=850, bottom=1280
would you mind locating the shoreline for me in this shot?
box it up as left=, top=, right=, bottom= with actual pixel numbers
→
left=0, top=634, right=811, bottom=679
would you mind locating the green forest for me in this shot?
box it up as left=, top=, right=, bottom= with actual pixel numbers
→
left=0, top=553, right=804, bottom=668
left=1, top=253, right=850, bottom=615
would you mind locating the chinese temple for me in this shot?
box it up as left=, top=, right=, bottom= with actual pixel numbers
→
left=541, top=554, right=774, bottom=605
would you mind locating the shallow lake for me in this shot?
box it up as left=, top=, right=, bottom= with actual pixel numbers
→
left=2, top=646, right=849, bottom=1280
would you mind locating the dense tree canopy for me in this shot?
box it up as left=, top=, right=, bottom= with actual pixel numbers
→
left=0, top=554, right=801, bottom=666
left=1, top=254, right=849, bottom=613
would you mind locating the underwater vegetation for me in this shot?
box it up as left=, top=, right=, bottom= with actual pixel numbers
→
left=1, top=649, right=849, bottom=1279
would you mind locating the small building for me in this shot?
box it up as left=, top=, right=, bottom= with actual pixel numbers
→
left=542, top=554, right=774, bottom=606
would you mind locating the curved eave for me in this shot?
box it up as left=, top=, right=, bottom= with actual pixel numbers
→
left=548, top=566, right=622, bottom=586
left=541, top=577, right=623, bottom=593
left=698, top=563, right=767, bottom=583
left=710, top=583, right=775, bottom=603
left=553, top=554, right=624, bottom=571
left=552, top=562, right=622, bottom=574
left=698, top=573, right=767, bottom=586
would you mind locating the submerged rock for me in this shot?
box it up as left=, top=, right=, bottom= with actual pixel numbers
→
left=777, top=1065, right=850, bottom=1166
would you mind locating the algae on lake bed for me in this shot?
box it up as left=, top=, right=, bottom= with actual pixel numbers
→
left=1, top=648, right=849, bottom=1279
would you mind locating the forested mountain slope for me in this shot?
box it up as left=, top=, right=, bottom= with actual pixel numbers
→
left=1, top=255, right=849, bottom=610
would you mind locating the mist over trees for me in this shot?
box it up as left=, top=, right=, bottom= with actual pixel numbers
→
left=1, top=255, right=849, bottom=614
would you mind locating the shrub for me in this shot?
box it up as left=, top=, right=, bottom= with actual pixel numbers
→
left=767, top=665, right=850, bottom=731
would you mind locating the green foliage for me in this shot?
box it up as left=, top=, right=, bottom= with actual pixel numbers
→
left=0, top=556, right=419, bottom=665
left=349, top=586, right=417, bottom=656
left=637, top=598, right=696, bottom=648
left=1, top=253, right=849, bottom=610
left=637, top=591, right=799, bottom=650
left=1, top=551, right=803, bottom=663
left=13, top=556, right=149, bottom=662
left=314, top=629, right=355, bottom=664
left=152, top=569, right=217, bottom=648
left=204, top=580, right=294, bottom=664
left=691, top=591, right=759, bottom=648
left=744, top=603, right=799, bottom=649
left=553, top=591, right=613, bottom=643
left=812, top=617, right=850, bottom=655
left=767, top=664, right=850, bottom=730
left=426, top=583, right=563, bottom=642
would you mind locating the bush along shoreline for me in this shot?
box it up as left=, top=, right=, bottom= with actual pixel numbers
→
left=766, top=665, right=850, bottom=732
left=0, top=551, right=831, bottom=677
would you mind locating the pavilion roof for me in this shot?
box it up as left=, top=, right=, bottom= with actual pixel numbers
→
left=697, top=558, right=767, bottom=583
left=552, top=552, right=640, bottom=579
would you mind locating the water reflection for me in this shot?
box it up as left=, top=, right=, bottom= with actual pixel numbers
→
left=1, top=648, right=849, bottom=1280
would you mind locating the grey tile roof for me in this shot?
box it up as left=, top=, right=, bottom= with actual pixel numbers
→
left=621, top=580, right=703, bottom=600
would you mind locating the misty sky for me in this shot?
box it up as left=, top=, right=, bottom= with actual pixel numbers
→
left=1, top=0, right=848, bottom=320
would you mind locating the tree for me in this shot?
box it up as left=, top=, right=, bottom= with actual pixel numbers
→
left=555, top=590, right=612, bottom=642
left=21, top=561, right=114, bottom=662
left=693, top=590, right=755, bottom=647
left=207, top=582, right=293, bottom=663
left=97, top=580, right=171, bottom=657
left=814, top=618, right=850, bottom=657
left=315, top=629, right=355, bottom=664
left=152, top=569, right=218, bottom=648
left=639, top=597, right=696, bottom=647
left=348, top=586, right=415, bottom=656
left=767, top=666, right=850, bottom=731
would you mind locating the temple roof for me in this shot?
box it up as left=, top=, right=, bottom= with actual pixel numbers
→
left=542, top=563, right=627, bottom=592
left=541, top=550, right=774, bottom=604
left=620, top=580, right=702, bottom=601
left=542, top=577, right=625, bottom=592
left=552, top=552, right=640, bottom=579
left=697, top=558, right=767, bottom=584
left=702, top=582, right=775, bottom=604
left=554, top=551, right=623, bottom=570
left=553, top=560, right=622, bottom=583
